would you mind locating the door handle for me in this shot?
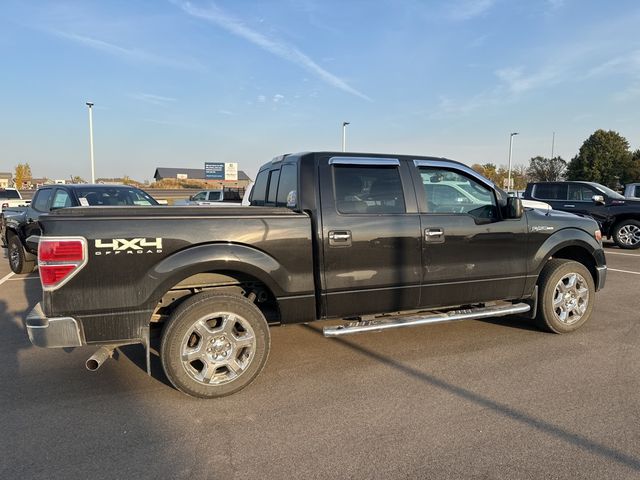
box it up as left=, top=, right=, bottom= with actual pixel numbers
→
left=424, top=228, right=445, bottom=243
left=563, top=204, right=575, bottom=208
left=329, top=230, right=352, bottom=247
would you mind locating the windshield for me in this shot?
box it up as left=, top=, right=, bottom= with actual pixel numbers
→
left=593, top=184, right=625, bottom=200
left=0, top=189, right=20, bottom=200
left=75, top=187, right=159, bottom=206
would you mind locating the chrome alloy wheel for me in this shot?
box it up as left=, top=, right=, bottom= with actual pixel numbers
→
left=180, top=312, right=256, bottom=386
left=617, top=224, right=640, bottom=247
left=552, top=273, right=589, bottom=325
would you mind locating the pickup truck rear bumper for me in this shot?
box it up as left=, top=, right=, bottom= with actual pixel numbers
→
left=26, top=303, right=85, bottom=348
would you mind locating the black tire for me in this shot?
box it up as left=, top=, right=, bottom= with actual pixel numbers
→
left=612, top=219, right=640, bottom=249
left=161, top=291, right=270, bottom=398
left=7, top=233, right=36, bottom=274
left=535, top=259, right=595, bottom=334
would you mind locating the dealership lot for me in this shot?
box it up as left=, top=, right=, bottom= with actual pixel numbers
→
left=0, top=247, right=639, bottom=479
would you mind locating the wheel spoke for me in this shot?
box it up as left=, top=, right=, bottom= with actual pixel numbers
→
left=232, top=334, right=254, bottom=349
left=222, top=314, right=237, bottom=336
left=193, top=318, right=214, bottom=341
left=200, top=360, right=218, bottom=383
left=226, top=358, right=244, bottom=376
left=565, top=274, right=577, bottom=289
left=182, top=344, right=204, bottom=363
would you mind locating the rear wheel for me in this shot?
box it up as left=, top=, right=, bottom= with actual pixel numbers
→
left=613, top=220, right=640, bottom=249
left=161, top=291, right=270, bottom=398
left=535, top=259, right=595, bottom=333
left=8, top=234, right=36, bottom=274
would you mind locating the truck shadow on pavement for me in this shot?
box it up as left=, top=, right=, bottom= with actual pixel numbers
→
left=302, top=322, right=640, bottom=473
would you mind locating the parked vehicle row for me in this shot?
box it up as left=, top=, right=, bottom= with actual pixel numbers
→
left=524, top=181, right=640, bottom=249
left=23, top=152, right=606, bottom=398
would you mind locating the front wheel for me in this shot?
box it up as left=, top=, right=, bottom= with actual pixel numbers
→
left=161, top=291, right=270, bottom=398
left=613, top=220, right=640, bottom=249
left=535, top=259, right=595, bottom=334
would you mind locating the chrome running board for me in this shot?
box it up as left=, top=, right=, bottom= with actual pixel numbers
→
left=323, top=302, right=531, bottom=337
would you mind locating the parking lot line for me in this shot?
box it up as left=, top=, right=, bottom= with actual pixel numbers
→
left=608, top=268, right=640, bottom=275
left=0, top=272, right=15, bottom=285
left=7, top=276, right=40, bottom=281
left=606, top=251, right=640, bottom=257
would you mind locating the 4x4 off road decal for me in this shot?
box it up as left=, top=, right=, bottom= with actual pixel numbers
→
left=94, top=238, right=163, bottom=255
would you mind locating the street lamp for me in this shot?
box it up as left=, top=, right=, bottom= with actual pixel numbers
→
left=86, top=102, right=95, bottom=183
left=507, top=132, right=519, bottom=191
left=342, top=121, right=350, bottom=152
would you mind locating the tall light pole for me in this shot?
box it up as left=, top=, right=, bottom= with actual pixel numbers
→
left=551, top=131, right=556, bottom=159
left=507, top=132, right=519, bottom=191
left=342, top=121, right=350, bottom=152
left=86, top=102, right=95, bottom=183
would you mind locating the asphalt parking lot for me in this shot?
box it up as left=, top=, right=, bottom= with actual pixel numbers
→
left=1, top=246, right=639, bottom=479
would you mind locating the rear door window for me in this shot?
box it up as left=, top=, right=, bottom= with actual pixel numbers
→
left=533, top=183, right=567, bottom=200
left=33, top=188, right=53, bottom=212
left=333, top=165, right=406, bottom=214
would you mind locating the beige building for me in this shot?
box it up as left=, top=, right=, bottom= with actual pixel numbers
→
left=0, top=172, right=12, bottom=189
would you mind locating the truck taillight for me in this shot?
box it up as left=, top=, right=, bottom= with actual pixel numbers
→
left=38, top=237, right=88, bottom=290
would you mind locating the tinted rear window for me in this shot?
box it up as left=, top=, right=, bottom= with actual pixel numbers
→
left=251, top=170, right=269, bottom=206
left=276, top=164, right=297, bottom=207
left=0, top=189, right=20, bottom=200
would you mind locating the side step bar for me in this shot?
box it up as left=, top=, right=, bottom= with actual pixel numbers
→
left=323, top=302, right=531, bottom=337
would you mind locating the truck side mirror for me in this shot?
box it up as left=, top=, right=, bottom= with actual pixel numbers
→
left=506, top=196, right=523, bottom=219
left=592, top=195, right=605, bottom=204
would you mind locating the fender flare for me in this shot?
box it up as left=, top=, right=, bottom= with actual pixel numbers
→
left=530, top=228, right=603, bottom=277
left=143, top=243, right=313, bottom=307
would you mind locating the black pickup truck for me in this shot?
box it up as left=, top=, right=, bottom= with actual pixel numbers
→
left=1, top=184, right=159, bottom=273
left=524, top=181, right=640, bottom=249
left=26, top=152, right=606, bottom=398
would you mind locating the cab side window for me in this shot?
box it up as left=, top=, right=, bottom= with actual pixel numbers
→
left=192, top=192, right=207, bottom=201
left=266, top=170, right=280, bottom=206
left=568, top=184, right=595, bottom=201
left=33, top=188, right=53, bottom=212
left=276, top=164, right=297, bottom=208
left=51, top=189, right=72, bottom=209
left=333, top=165, right=405, bottom=214
left=533, top=183, right=567, bottom=200
left=418, top=167, right=497, bottom=221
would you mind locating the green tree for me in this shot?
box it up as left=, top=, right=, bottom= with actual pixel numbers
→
left=566, top=130, right=633, bottom=187
left=527, top=156, right=567, bottom=182
left=14, top=163, right=32, bottom=188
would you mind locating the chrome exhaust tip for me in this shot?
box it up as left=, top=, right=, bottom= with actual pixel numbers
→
left=86, top=346, right=114, bottom=371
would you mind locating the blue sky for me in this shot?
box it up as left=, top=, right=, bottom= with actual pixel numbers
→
left=1, top=0, right=639, bottom=181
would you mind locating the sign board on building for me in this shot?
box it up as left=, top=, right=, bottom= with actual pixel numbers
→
left=176, top=173, right=188, bottom=180
left=205, top=162, right=238, bottom=181
left=224, top=162, right=238, bottom=181
left=205, top=162, right=225, bottom=180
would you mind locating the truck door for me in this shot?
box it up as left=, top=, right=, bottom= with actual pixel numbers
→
left=24, top=187, right=53, bottom=242
left=319, top=156, right=422, bottom=318
left=411, top=160, right=528, bottom=308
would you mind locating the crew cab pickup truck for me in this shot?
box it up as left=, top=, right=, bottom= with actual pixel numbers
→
left=524, top=181, right=640, bottom=249
left=1, top=184, right=159, bottom=273
left=174, top=189, right=242, bottom=206
left=26, top=152, right=606, bottom=398
left=0, top=187, right=29, bottom=211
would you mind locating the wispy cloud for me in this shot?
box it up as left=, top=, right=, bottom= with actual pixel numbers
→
left=495, top=66, right=563, bottom=94
left=52, top=31, right=203, bottom=70
left=131, top=93, right=177, bottom=106
left=175, top=1, right=371, bottom=101
left=449, top=0, right=497, bottom=21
